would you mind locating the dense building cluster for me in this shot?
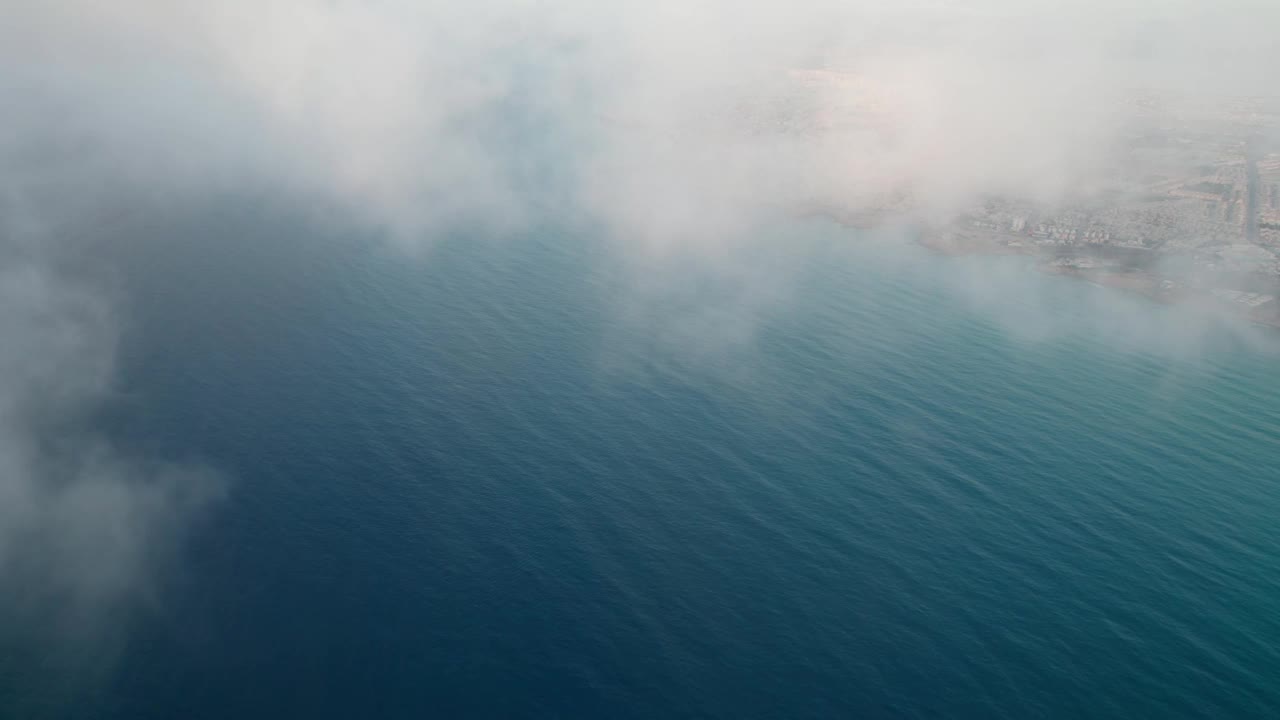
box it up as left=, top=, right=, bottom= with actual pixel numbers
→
left=953, top=102, right=1280, bottom=295
left=791, top=70, right=1280, bottom=323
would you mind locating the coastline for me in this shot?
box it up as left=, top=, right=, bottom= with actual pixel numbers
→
left=910, top=224, right=1280, bottom=329
left=819, top=215, right=1280, bottom=330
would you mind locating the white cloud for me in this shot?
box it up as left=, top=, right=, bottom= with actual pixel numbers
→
left=0, top=0, right=1277, bottom=621
left=0, top=260, right=222, bottom=632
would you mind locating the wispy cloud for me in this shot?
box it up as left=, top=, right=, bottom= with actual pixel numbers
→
left=0, top=259, right=222, bottom=635
left=1, top=0, right=1278, bottom=626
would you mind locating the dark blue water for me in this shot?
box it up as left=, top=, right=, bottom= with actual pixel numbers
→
left=27, top=201, right=1280, bottom=718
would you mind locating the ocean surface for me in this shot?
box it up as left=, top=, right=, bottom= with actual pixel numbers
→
left=12, top=204, right=1280, bottom=718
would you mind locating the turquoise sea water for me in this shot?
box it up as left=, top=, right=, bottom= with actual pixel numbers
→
left=13, top=205, right=1280, bottom=718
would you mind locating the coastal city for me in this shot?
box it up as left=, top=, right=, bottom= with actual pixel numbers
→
left=789, top=70, right=1280, bottom=327
left=938, top=103, right=1280, bottom=327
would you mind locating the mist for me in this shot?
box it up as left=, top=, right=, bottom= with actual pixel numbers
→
left=2, top=0, right=1279, bottom=633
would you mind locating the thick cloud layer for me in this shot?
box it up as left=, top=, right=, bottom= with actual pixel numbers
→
left=8, top=0, right=1278, bottom=246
